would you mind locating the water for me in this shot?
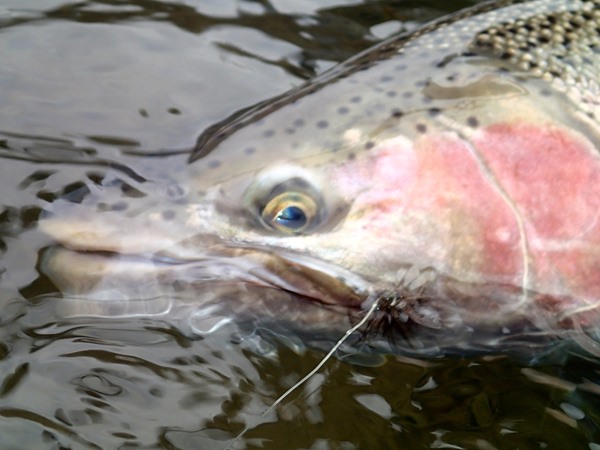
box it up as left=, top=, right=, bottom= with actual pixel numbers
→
left=1, top=1, right=599, bottom=449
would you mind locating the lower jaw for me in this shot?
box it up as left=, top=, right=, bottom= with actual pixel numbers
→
left=39, top=245, right=364, bottom=329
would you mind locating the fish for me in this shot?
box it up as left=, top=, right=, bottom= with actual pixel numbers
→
left=39, top=0, right=600, bottom=355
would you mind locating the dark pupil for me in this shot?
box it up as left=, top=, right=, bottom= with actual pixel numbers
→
left=274, top=206, right=307, bottom=229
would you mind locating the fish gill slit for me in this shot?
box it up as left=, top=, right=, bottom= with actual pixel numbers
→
left=435, top=114, right=532, bottom=314
left=221, top=295, right=381, bottom=450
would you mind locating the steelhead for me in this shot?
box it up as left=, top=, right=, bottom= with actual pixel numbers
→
left=40, top=0, right=600, bottom=354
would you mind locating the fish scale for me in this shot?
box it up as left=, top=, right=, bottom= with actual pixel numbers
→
left=40, top=0, right=600, bottom=354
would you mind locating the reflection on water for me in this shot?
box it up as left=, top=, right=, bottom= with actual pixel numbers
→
left=0, top=0, right=599, bottom=449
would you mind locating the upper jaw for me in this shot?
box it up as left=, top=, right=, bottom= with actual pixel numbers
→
left=40, top=230, right=372, bottom=311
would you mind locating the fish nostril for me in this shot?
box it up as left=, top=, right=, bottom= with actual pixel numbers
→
left=166, top=183, right=186, bottom=200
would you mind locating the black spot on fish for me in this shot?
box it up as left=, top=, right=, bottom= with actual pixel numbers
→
left=540, top=89, right=552, bottom=97
left=208, top=159, right=221, bottom=169
left=263, top=129, right=275, bottom=138
left=395, top=64, right=407, bottom=71
left=402, top=92, right=413, bottom=99
left=293, top=118, right=305, bottom=127
left=316, top=120, right=329, bottom=129
left=285, top=128, right=295, bottom=134
left=380, top=75, right=393, bottom=83
left=337, top=106, right=349, bottom=115
left=162, top=210, right=176, bottom=221
left=538, top=35, right=550, bottom=44
left=386, top=90, right=397, bottom=98
left=348, top=153, right=356, bottom=161
left=391, top=109, right=403, bottom=118
left=350, top=96, right=362, bottom=103
left=168, top=107, right=181, bottom=115
left=467, top=116, right=480, bottom=128
left=244, top=147, right=255, bottom=155
left=416, top=123, right=427, bottom=133
left=365, top=141, right=375, bottom=150
left=112, top=201, right=128, bottom=212
left=428, top=107, right=442, bottom=117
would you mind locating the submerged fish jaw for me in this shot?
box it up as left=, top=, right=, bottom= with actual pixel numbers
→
left=41, top=235, right=372, bottom=313
left=180, top=244, right=373, bottom=309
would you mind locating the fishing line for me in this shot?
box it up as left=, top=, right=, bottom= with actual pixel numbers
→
left=222, top=294, right=381, bottom=450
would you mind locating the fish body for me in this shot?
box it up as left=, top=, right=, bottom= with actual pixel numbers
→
left=41, top=0, right=600, bottom=352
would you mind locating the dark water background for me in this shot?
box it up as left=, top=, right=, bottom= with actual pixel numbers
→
left=1, top=0, right=599, bottom=449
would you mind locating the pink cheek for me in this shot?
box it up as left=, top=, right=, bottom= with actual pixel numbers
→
left=329, top=136, right=419, bottom=217
left=471, top=123, right=600, bottom=242
left=327, top=130, right=529, bottom=279
left=471, top=122, right=600, bottom=302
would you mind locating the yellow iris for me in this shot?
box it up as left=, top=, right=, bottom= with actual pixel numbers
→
left=261, top=192, right=318, bottom=234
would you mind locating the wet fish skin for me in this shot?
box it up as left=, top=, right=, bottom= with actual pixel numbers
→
left=192, top=0, right=599, bottom=161
left=40, top=0, right=600, bottom=350
left=186, top=0, right=600, bottom=327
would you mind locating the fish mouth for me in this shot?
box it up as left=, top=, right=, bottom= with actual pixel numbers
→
left=40, top=240, right=371, bottom=325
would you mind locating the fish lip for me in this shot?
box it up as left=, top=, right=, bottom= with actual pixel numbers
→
left=42, top=242, right=371, bottom=310
left=160, top=244, right=372, bottom=308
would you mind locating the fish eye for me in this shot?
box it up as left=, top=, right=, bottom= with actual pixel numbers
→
left=261, top=192, right=318, bottom=234
left=244, top=167, right=336, bottom=235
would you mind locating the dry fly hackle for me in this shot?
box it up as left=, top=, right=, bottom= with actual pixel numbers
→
left=360, top=289, right=444, bottom=347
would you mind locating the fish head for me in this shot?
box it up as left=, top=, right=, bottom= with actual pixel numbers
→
left=39, top=0, right=600, bottom=349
